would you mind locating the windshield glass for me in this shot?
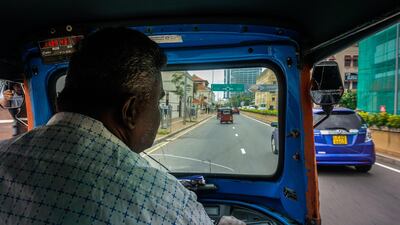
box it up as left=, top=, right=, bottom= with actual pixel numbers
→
left=146, top=67, right=280, bottom=176
left=52, top=66, right=281, bottom=176
left=313, top=111, right=364, bottom=130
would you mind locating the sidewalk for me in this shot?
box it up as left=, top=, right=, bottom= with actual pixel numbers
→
left=155, top=113, right=213, bottom=143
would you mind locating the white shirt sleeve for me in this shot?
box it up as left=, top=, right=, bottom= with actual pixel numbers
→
left=176, top=190, right=214, bottom=225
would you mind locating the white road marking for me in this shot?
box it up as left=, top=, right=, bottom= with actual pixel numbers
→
left=146, top=116, right=213, bottom=154
left=150, top=153, right=235, bottom=172
left=241, top=114, right=272, bottom=127
left=376, top=163, right=400, bottom=174
left=240, top=148, right=246, bottom=154
left=232, top=127, right=235, bottom=129
left=235, top=133, right=239, bottom=137
left=146, top=142, right=169, bottom=154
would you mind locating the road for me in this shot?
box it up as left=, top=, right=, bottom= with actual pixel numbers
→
left=147, top=114, right=278, bottom=175
left=318, top=164, right=400, bottom=225
left=145, top=114, right=400, bottom=225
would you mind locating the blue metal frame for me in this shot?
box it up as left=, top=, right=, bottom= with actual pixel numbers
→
left=22, top=24, right=309, bottom=224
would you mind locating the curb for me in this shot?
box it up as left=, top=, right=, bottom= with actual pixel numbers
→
left=153, top=115, right=213, bottom=145
left=376, top=153, right=400, bottom=167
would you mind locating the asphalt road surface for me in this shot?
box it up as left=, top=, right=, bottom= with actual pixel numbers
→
left=318, top=163, right=400, bottom=225
left=146, top=114, right=400, bottom=225
left=147, top=114, right=278, bottom=175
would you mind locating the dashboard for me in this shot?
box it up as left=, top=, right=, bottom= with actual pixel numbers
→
left=202, top=203, right=284, bottom=225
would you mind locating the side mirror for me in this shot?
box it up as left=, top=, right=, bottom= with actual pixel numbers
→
left=310, top=61, right=344, bottom=114
left=271, top=122, right=278, bottom=128
left=0, top=79, right=25, bottom=109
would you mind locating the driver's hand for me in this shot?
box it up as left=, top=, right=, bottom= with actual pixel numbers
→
left=3, top=90, right=14, bottom=101
left=217, top=216, right=246, bottom=225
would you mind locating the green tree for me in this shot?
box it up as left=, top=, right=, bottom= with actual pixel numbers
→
left=229, top=93, right=253, bottom=107
left=171, top=72, right=185, bottom=117
left=339, top=91, right=357, bottom=109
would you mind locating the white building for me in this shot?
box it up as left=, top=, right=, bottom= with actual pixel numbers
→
left=161, top=71, right=194, bottom=119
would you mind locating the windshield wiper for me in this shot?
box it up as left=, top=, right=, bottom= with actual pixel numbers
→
left=325, top=127, right=350, bottom=132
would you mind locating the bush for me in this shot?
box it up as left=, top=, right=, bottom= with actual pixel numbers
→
left=339, top=91, right=357, bottom=109
left=376, top=112, right=389, bottom=127
left=358, top=111, right=400, bottom=129
left=387, top=115, right=400, bottom=129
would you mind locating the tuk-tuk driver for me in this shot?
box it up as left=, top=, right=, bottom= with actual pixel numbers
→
left=0, top=28, right=245, bottom=225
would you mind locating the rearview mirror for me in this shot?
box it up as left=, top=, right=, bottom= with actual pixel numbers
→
left=310, top=61, right=344, bottom=109
left=0, top=79, right=25, bottom=109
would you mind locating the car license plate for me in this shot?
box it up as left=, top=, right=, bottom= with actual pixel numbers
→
left=332, top=135, right=348, bottom=145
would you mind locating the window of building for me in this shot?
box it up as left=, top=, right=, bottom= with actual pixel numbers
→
left=353, top=55, right=358, bottom=67
left=272, top=97, right=276, bottom=102
left=344, top=55, right=352, bottom=67
left=352, top=81, right=358, bottom=89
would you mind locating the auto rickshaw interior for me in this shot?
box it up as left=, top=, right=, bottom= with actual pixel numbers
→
left=0, top=1, right=398, bottom=225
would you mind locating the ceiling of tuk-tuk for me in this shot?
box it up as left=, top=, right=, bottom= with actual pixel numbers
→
left=0, top=0, right=399, bottom=78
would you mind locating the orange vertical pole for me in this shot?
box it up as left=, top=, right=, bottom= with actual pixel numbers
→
left=300, top=65, right=321, bottom=225
left=23, top=78, right=34, bottom=130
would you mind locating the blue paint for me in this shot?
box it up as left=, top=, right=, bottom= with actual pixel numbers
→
left=22, top=24, right=309, bottom=224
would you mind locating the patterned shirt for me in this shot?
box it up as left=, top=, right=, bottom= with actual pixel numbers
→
left=0, top=112, right=213, bottom=225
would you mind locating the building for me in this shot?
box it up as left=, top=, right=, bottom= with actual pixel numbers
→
left=326, top=44, right=359, bottom=90
left=254, top=69, right=278, bottom=110
left=161, top=71, right=194, bottom=118
left=192, top=75, right=215, bottom=112
left=357, top=23, right=400, bottom=114
left=223, top=68, right=263, bottom=98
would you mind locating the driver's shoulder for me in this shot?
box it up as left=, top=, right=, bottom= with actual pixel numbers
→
left=123, top=164, right=195, bottom=207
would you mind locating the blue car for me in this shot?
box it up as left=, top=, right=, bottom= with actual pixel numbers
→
left=314, top=107, right=375, bottom=172
left=271, top=107, right=375, bottom=172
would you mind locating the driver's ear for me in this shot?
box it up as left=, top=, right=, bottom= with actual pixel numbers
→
left=121, top=96, right=137, bottom=130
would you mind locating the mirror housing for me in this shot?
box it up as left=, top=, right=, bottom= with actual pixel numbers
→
left=0, top=79, right=25, bottom=109
left=271, top=122, right=278, bottom=128
left=310, top=61, right=344, bottom=114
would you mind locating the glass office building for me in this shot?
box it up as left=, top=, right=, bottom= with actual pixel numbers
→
left=223, top=68, right=262, bottom=98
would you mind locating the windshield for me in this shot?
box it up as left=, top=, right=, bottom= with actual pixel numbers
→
left=52, top=66, right=281, bottom=176
left=146, top=67, right=281, bottom=176
left=313, top=111, right=364, bottom=130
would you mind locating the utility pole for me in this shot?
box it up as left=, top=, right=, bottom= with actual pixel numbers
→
left=183, top=74, right=187, bottom=125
